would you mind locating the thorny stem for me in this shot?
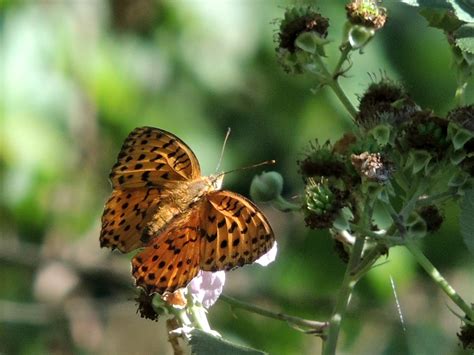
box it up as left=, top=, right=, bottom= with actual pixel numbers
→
left=405, top=241, right=474, bottom=320
left=219, top=294, right=328, bottom=334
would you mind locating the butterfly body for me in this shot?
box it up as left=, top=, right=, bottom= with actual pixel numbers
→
left=100, top=127, right=274, bottom=294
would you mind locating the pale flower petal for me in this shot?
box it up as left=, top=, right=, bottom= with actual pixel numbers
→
left=255, top=241, right=278, bottom=266
left=188, top=271, right=226, bottom=308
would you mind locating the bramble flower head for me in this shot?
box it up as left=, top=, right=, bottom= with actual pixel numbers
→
left=403, top=111, right=450, bottom=157
left=357, top=78, right=418, bottom=129
left=298, top=140, right=348, bottom=181
left=276, top=7, right=329, bottom=73
left=345, top=0, right=387, bottom=30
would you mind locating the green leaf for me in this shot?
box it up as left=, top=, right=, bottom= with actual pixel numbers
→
left=407, top=150, right=432, bottom=174
left=419, top=8, right=464, bottom=32
left=401, top=0, right=474, bottom=23
left=189, top=329, right=267, bottom=355
left=454, top=23, right=474, bottom=54
left=459, top=189, right=474, bottom=255
left=370, top=124, right=391, bottom=146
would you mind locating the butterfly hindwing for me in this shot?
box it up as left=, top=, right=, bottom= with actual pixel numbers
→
left=109, top=127, right=201, bottom=189
left=131, top=208, right=201, bottom=294
left=199, top=190, right=275, bottom=272
left=100, top=188, right=162, bottom=252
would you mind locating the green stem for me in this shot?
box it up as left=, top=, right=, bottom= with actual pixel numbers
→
left=405, top=241, right=473, bottom=319
left=312, top=53, right=358, bottom=121
left=322, top=235, right=365, bottom=355
left=332, top=44, right=351, bottom=79
left=219, top=294, right=328, bottom=333
left=328, top=80, right=358, bottom=121
left=273, top=195, right=302, bottom=212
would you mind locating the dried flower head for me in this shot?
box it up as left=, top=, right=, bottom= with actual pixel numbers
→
left=298, top=141, right=348, bottom=180
left=351, top=152, right=391, bottom=183
left=276, top=7, right=329, bottom=73
left=357, top=78, right=418, bottom=129
left=278, top=7, right=329, bottom=53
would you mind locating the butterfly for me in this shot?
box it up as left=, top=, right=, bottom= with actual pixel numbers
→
left=100, top=127, right=275, bottom=294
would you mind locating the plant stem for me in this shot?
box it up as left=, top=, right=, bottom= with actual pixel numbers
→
left=332, top=44, right=351, bottom=79
left=328, top=80, right=358, bottom=120
left=405, top=241, right=473, bottom=319
left=273, top=195, right=302, bottom=212
left=312, top=53, right=358, bottom=121
left=219, top=294, right=328, bottom=333
left=322, top=235, right=365, bottom=355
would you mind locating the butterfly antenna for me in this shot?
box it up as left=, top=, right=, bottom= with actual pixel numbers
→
left=218, top=160, right=276, bottom=177
left=215, top=127, right=231, bottom=173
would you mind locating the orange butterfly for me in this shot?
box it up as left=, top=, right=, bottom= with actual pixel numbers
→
left=100, top=127, right=275, bottom=294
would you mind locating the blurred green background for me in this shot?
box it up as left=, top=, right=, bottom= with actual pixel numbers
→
left=1, top=1, right=473, bottom=354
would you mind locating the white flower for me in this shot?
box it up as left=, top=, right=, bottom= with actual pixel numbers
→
left=188, top=270, right=226, bottom=308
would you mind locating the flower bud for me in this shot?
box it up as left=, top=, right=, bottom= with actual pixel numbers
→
left=250, top=171, right=284, bottom=202
left=357, top=78, right=418, bottom=129
left=418, top=205, right=444, bottom=233
left=298, top=140, right=348, bottom=180
left=303, top=179, right=349, bottom=229
left=403, top=111, right=450, bottom=157
left=276, top=7, right=329, bottom=74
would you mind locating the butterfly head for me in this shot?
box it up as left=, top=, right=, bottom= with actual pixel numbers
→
left=208, top=174, right=224, bottom=191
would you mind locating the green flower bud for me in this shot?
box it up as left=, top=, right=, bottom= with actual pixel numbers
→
left=250, top=171, right=284, bottom=202
left=303, top=179, right=349, bottom=229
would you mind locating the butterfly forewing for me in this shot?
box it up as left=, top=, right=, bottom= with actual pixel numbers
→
left=110, top=127, right=201, bottom=189
left=100, top=188, right=162, bottom=252
left=199, top=191, right=275, bottom=272
left=131, top=208, right=202, bottom=294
